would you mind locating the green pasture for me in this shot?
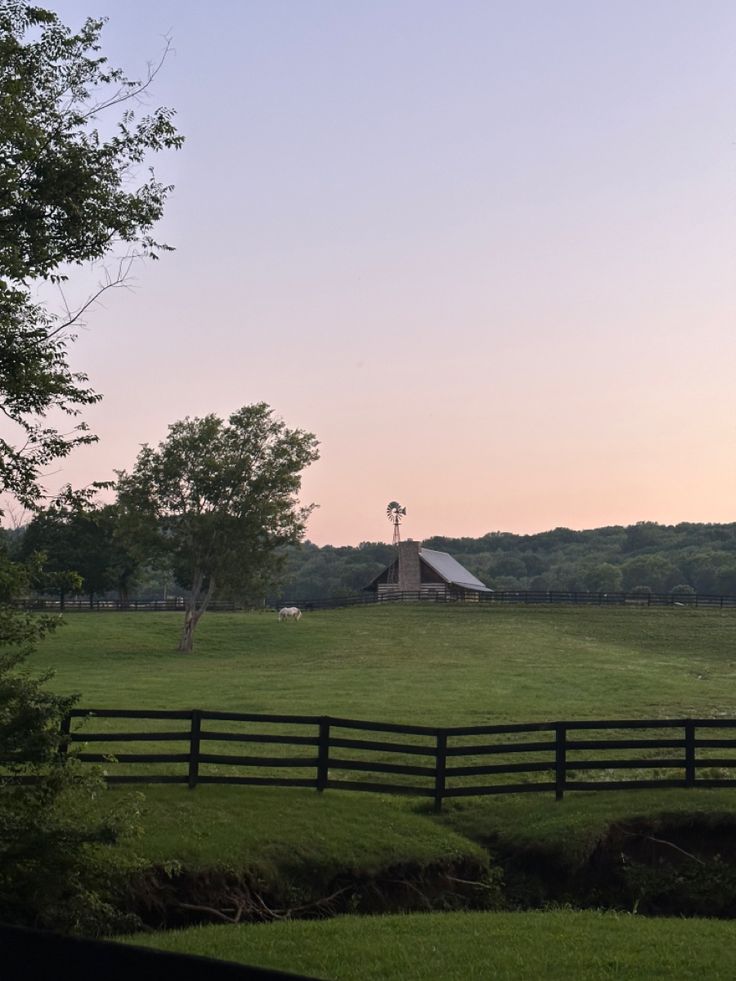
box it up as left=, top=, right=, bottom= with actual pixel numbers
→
left=123, top=909, right=736, bottom=980
left=28, top=605, right=736, bottom=975
left=30, top=604, right=736, bottom=722
left=29, top=604, right=736, bottom=795
left=32, top=602, right=736, bottom=901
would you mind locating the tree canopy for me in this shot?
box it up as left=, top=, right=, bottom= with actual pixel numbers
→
left=0, top=2, right=182, bottom=510
left=116, top=404, right=319, bottom=651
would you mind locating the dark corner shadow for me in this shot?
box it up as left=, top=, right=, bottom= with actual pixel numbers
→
left=0, top=922, right=324, bottom=981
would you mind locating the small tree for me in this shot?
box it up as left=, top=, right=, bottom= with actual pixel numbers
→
left=116, top=404, right=319, bottom=652
left=671, top=584, right=696, bottom=604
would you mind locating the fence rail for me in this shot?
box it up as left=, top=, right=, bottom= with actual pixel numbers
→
left=28, top=710, right=736, bottom=811
left=15, top=589, right=736, bottom=613
left=296, top=590, right=736, bottom=610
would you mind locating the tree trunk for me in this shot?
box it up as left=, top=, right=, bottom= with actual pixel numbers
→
left=178, top=573, right=216, bottom=652
left=179, top=608, right=199, bottom=652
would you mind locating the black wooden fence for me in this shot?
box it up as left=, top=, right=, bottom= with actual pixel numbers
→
left=17, top=589, right=736, bottom=612
left=56, top=710, right=736, bottom=812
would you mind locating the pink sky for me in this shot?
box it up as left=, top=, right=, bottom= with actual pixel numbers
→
left=19, top=1, right=736, bottom=545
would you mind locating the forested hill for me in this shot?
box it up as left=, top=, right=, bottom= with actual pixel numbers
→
left=279, top=523, right=736, bottom=602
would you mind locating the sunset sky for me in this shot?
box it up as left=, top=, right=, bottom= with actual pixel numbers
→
left=34, top=1, right=736, bottom=545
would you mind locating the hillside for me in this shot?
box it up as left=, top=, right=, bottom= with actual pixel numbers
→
left=32, top=604, right=736, bottom=722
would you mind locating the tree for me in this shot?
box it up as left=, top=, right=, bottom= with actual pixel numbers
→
left=0, top=4, right=179, bottom=932
left=116, top=404, right=320, bottom=652
left=585, top=562, right=623, bottom=593
left=671, top=584, right=696, bottom=604
left=0, top=3, right=182, bottom=511
left=21, top=495, right=142, bottom=606
left=621, top=555, right=681, bottom=593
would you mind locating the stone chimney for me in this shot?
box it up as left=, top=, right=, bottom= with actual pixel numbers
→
left=398, top=540, right=421, bottom=592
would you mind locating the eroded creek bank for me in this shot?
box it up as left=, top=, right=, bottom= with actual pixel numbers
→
left=122, top=814, right=736, bottom=930
left=493, top=814, right=736, bottom=918
left=124, top=856, right=499, bottom=930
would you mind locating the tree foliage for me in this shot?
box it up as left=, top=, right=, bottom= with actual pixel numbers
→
left=0, top=542, right=142, bottom=933
left=21, top=493, right=142, bottom=605
left=116, top=404, right=319, bottom=651
left=0, top=3, right=179, bottom=933
left=0, top=2, right=182, bottom=509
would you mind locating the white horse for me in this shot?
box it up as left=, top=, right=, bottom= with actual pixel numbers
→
left=278, top=606, right=302, bottom=622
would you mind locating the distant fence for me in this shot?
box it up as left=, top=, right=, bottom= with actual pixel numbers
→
left=41, top=710, right=736, bottom=811
left=286, top=590, right=736, bottom=610
left=16, top=589, right=736, bottom=612
left=16, top=597, right=230, bottom=612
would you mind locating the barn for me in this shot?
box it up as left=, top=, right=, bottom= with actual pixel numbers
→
left=366, top=540, right=492, bottom=601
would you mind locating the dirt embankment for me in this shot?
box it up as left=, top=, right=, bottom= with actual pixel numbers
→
left=494, top=814, right=736, bottom=917
left=118, top=814, right=736, bottom=931
left=124, top=855, right=501, bottom=930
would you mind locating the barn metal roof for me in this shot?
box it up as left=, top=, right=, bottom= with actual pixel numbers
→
left=419, top=548, right=493, bottom=592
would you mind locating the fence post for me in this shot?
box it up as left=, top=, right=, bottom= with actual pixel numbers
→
left=58, top=713, right=71, bottom=762
left=434, top=731, right=448, bottom=813
left=554, top=724, right=566, bottom=801
left=684, top=720, right=696, bottom=788
left=188, top=709, right=201, bottom=790
left=317, top=718, right=330, bottom=792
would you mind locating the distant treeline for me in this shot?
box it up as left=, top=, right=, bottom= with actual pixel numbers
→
left=5, top=519, right=736, bottom=605
left=277, top=522, right=736, bottom=602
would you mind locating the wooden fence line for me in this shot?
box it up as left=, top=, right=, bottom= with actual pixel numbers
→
left=15, top=589, right=736, bottom=613
left=44, top=710, right=736, bottom=812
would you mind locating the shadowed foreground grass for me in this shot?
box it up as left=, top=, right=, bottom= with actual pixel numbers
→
left=122, top=909, right=736, bottom=980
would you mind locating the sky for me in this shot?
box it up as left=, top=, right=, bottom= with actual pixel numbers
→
left=26, top=1, right=736, bottom=545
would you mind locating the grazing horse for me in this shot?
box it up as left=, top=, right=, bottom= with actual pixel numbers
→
left=278, top=606, right=302, bottom=622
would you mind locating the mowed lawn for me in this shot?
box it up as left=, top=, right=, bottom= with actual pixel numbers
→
left=29, top=604, right=736, bottom=723
left=124, top=909, right=736, bottom=981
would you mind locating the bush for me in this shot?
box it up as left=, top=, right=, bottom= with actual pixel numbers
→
left=0, top=560, right=143, bottom=934
left=671, top=584, right=696, bottom=598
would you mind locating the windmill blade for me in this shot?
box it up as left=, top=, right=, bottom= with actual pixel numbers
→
left=386, top=501, right=406, bottom=521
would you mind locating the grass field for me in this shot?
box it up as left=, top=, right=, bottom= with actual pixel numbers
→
left=27, top=605, right=736, bottom=976
left=31, top=604, right=736, bottom=722
left=115, top=784, right=487, bottom=877
left=30, top=604, right=736, bottom=841
left=31, top=605, right=736, bottom=794
left=123, top=909, right=736, bottom=980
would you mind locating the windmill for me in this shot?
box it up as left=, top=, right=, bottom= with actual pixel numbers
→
left=385, top=501, right=407, bottom=584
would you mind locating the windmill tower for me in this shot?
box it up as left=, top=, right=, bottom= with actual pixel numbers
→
left=385, top=501, right=406, bottom=585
